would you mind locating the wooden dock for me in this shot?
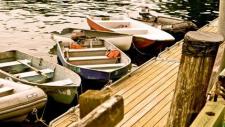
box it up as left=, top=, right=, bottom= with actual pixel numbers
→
left=110, top=19, right=219, bottom=127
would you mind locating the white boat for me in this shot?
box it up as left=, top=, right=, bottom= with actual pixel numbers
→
left=0, top=50, right=81, bottom=104
left=87, top=16, right=175, bottom=49
left=52, top=33, right=131, bottom=82
left=0, top=78, right=47, bottom=122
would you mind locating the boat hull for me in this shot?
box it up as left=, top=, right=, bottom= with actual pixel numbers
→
left=0, top=79, right=47, bottom=122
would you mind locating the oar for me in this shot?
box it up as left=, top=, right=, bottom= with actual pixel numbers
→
left=17, top=60, right=49, bottom=79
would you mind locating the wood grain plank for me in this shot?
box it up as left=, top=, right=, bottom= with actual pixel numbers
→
left=118, top=82, right=175, bottom=127
left=143, top=102, right=171, bottom=127
left=112, top=60, right=167, bottom=95
left=122, top=63, right=178, bottom=104
left=114, top=61, right=175, bottom=97
left=124, top=70, right=177, bottom=113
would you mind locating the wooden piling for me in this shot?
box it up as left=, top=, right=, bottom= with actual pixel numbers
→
left=166, top=31, right=223, bottom=127
left=70, top=95, right=124, bottom=127
left=218, top=0, right=225, bottom=38
left=79, top=90, right=111, bottom=118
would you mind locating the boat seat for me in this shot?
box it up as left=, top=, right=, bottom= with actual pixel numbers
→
left=0, top=59, right=31, bottom=73
left=67, top=47, right=107, bottom=57
left=96, top=20, right=130, bottom=28
left=41, top=79, right=73, bottom=86
left=78, top=63, right=125, bottom=69
left=0, top=87, right=14, bottom=97
left=68, top=47, right=107, bottom=52
left=68, top=56, right=118, bottom=65
left=68, top=56, right=111, bottom=61
left=0, top=59, right=31, bottom=68
left=14, top=68, right=54, bottom=83
left=111, top=28, right=148, bottom=34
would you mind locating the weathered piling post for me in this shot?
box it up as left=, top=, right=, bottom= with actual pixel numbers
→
left=218, top=0, right=225, bottom=38
left=166, top=31, right=223, bottom=127
left=72, top=95, right=124, bottom=127
left=79, top=90, right=111, bottom=118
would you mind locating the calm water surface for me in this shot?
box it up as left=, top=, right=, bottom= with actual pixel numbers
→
left=0, top=0, right=219, bottom=33
left=0, top=0, right=219, bottom=126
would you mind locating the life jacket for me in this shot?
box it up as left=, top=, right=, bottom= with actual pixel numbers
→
left=105, top=50, right=120, bottom=59
left=70, top=43, right=82, bottom=49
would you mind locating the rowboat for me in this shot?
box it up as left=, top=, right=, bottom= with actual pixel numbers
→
left=0, top=78, right=47, bottom=122
left=52, top=32, right=131, bottom=82
left=0, top=50, right=81, bottom=104
left=81, top=29, right=133, bottom=51
left=86, top=16, right=175, bottom=49
left=128, top=9, right=197, bottom=34
left=56, top=28, right=133, bottom=51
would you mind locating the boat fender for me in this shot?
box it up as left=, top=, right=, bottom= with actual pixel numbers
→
left=105, top=50, right=120, bottom=59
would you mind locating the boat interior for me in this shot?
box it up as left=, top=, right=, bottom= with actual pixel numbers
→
left=0, top=50, right=77, bottom=88
left=91, top=17, right=149, bottom=35
left=61, top=38, right=127, bottom=72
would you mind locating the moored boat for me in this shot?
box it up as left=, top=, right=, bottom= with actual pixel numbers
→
left=0, top=50, right=81, bottom=104
left=52, top=31, right=131, bottom=83
left=55, top=28, right=133, bottom=51
left=128, top=7, right=197, bottom=34
left=86, top=16, right=175, bottom=49
left=0, top=78, right=47, bottom=122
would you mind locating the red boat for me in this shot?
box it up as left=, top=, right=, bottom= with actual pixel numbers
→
left=87, top=16, right=175, bottom=49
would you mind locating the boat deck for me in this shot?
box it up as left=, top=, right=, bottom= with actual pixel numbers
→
left=110, top=19, right=218, bottom=127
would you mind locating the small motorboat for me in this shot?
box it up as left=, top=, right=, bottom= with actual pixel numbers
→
left=0, top=78, right=47, bottom=122
left=0, top=50, right=81, bottom=104
left=52, top=31, right=131, bottom=83
left=86, top=16, right=175, bottom=49
left=128, top=7, right=197, bottom=34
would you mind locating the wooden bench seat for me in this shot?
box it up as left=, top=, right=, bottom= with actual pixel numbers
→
left=66, top=47, right=107, bottom=57
left=0, top=59, right=31, bottom=74
left=68, top=47, right=107, bottom=52
left=14, top=68, right=54, bottom=83
left=0, top=87, right=14, bottom=97
left=68, top=56, right=109, bottom=61
left=68, top=56, right=118, bottom=65
left=78, top=63, right=125, bottom=69
left=0, top=59, right=31, bottom=68
left=41, top=79, right=73, bottom=86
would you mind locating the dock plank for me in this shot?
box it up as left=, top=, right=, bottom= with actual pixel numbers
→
left=141, top=101, right=172, bottom=127
left=124, top=72, right=177, bottom=113
left=111, top=59, right=163, bottom=94
left=152, top=112, right=169, bottom=127
left=116, top=61, right=174, bottom=97
left=122, top=62, right=178, bottom=102
left=117, top=81, right=175, bottom=127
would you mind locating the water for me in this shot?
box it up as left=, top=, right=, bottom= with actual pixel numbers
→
left=0, top=0, right=219, bottom=126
